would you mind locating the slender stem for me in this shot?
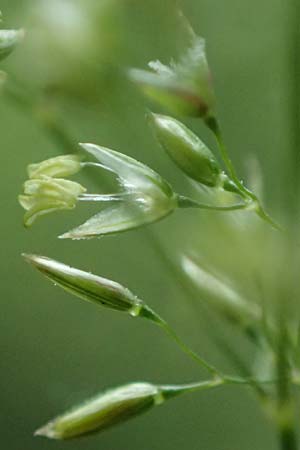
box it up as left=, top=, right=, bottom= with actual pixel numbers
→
left=275, top=3, right=300, bottom=446
left=142, top=304, right=273, bottom=393
left=276, top=322, right=298, bottom=450
left=158, top=317, right=278, bottom=389
left=143, top=232, right=269, bottom=397
left=150, top=309, right=286, bottom=391
left=255, top=204, right=283, bottom=231
left=205, top=116, right=282, bottom=230
left=149, top=232, right=254, bottom=346
left=140, top=305, right=223, bottom=376
left=161, top=374, right=280, bottom=402
left=177, top=195, right=248, bottom=211
left=205, top=117, right=249, bottom=196
left=158, top=318, right=221, bottom=376
left=161, top=378, right=225, bottom=400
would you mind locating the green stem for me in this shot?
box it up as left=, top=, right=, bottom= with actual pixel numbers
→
left=161, top=378, right=225, bottom=400
left=177, top=195, right=248, bottom=211
left=255, top=204, right=283, bottom=231
left=140, top=305, right=221, bottom=376
left=161, top=372, right=281, bottom=403
left=205, top=117, right=249, bottom=195
left=142, top=305, right=276, bottom=403
left=142, top=232, right=269, bottom=398
left=275, top=3, right=300, bottom=444
left=205, top=116, right=282, bottom=230
left=159, top=317, right=221, bottom=377
left=154, top=313, right=282, bottom=394
left=276, top=323, right=298, bottom=450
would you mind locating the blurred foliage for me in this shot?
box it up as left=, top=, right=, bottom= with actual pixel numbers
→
left=0, top=0, right=298, bottom=449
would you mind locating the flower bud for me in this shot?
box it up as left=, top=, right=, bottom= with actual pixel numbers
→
left=19, top=176, right=86, bottom=227
left=150, top=114, right=221, bottom=187
left=34, top=377, right=223, bottom=440
left=22, top=254, right=160, bottom=322
left=0, top=29, right=24, bottom=61
left=129, top=36, right=215, bottom=118
left=35, top=383, right=165, bottom=439
left=27, top=154, right=82, bottom=179
left=60, top=144, right=178, bottom=239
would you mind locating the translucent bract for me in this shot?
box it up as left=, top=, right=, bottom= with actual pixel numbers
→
left=60, top=143, right=177, bottom=239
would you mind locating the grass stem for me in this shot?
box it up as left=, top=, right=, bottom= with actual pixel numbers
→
left=205, top=116, right=282, bottom=230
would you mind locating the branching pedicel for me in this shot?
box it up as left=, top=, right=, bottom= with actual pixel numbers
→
left=6, top=11, right=297, bottom=450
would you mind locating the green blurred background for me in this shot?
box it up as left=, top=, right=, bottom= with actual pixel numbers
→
left=0, top=0, right=298, bottom=449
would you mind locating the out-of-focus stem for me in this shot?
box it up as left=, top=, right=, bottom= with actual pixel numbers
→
left=286, top=0, right=300, bottom=218
left=4, top=79, right=77, bottom=153
left=276, top=323, right=298, bottom=450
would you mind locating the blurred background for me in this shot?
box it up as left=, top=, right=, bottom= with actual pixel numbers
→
left=0, top=0, right=298, bottom=449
